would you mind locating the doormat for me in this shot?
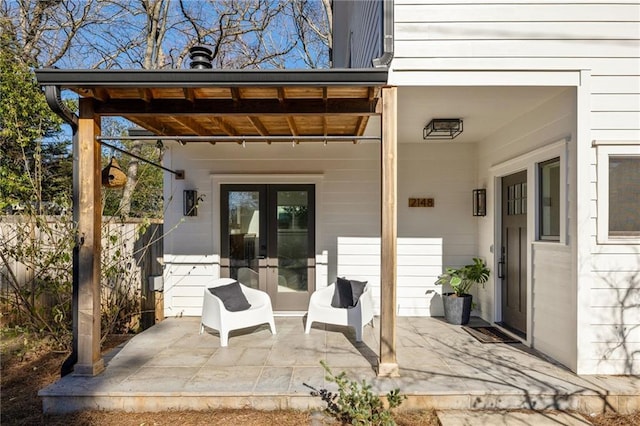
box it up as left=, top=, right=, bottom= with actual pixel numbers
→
left=462, top=326, right=520, bottom=344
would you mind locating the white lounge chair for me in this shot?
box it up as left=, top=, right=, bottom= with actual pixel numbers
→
left=200, top=277, right=276, bottom=347
left=304, top=282, right=374, bottom=342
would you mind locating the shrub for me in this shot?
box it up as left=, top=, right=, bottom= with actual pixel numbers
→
left=307, top=360, right=406, bottom=426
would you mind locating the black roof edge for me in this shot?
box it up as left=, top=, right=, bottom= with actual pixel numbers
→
left=35, top=68, right=389, bottom=88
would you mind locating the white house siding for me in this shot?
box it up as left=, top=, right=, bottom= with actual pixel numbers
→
left=391, top=0, right=639, bottom=375
left=162, top=142, right=381, bottom=315
left=337, top=237, right=443, bottom=316
left=398, top=142, right=478, bottom=270
left=161, top=131, right=477, bottom=316
left=162, top=255, right=220, bottom=317
left=532, top=244, right=575, bottom=370
left=476, top=90, right=577, bottom=370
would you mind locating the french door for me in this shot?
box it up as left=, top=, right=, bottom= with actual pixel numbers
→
left=500, top=171, right=528, bottom=336
left=220, top=184, right=315, bottom=311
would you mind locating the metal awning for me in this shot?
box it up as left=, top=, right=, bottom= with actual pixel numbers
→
left=35, top=68, right=389, bottom=140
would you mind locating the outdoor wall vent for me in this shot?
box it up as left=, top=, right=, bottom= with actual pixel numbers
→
left=189, top=46, right=213, bottom=69
left=423, top=118, right=463, bottom=140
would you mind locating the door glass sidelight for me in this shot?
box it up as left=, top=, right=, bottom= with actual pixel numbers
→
left=274, top=190, right=310, bottom=294
left=223, top=188, right=265, bottom=289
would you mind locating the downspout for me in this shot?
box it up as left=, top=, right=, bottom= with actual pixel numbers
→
left=45, top=85, right=78, bottom=133
left=372, top=0, right=394, bottom=68
left=44, top=85, right=79, bottom=377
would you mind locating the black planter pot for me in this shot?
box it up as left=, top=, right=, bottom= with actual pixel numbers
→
left=442, top=293, right=472, bottom=325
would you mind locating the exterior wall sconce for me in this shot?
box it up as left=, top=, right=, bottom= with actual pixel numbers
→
left=423, top=118, right=463, bottom=140
left=473, top=189, right=486, bottom=216
left=184, top=190, right=198, bottom=216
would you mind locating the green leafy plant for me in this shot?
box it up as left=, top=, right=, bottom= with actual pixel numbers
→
left=305, top=360, right=406, bottom=425
left=435, top=257, right=490, bottom=297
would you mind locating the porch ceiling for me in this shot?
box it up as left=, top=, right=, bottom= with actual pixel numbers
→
left=35, top=68, right=388, bottom=141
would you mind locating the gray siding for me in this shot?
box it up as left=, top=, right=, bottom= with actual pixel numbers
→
left=333, top=0, right=382, bottom=68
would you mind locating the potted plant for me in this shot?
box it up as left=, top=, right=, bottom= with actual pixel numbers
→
left=435, top=257, right=490, bottom=325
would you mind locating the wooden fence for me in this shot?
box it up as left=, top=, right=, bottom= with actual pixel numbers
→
left=0, top=216, right=164, bottom=330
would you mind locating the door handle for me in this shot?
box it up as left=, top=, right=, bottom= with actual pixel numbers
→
left=498, top=247, right=506, bottom=279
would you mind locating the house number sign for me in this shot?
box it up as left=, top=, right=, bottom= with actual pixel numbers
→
left=408, top=198, right=434, bottom=207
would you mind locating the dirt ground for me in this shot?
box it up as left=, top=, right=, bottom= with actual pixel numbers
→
left=1, top=333, right=638, bottom=426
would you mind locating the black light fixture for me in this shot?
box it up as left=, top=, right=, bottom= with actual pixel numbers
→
left=473, top=189, right=486, bottom=217
left=184, top=190, right=198, bottom=216
left=423, top=118, right=463, bottom=140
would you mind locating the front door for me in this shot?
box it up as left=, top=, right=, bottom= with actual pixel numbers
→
left=221, top=184, right=315, bottom=311
left=500, top=171, right=527, bottom=335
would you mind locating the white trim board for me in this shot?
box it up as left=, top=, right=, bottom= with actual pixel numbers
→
left=388, top=70, right=581, bottom=87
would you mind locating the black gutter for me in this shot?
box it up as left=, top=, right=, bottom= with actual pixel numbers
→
left=373, top=0, right=394, bottom=68
left=35, top=68, right=389, bottom=88
left=44, top=85, right=78, bottom=132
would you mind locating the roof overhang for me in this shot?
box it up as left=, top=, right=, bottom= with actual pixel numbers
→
left=36, top=68, right=389, bottom=141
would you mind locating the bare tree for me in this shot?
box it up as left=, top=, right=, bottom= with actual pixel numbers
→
left=2, top=0, right=332, bottom=217
left=0, top=0, right=107, bottom=66
left=290, top=0, right=332, bottom=68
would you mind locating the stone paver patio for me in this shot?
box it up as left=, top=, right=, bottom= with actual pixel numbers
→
left=39, top=316, right=640, bottom=414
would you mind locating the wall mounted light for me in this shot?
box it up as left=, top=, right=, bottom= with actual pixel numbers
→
left=423, top=118, right=463, bottom=140
left=473, top=189, right=486, bottom=217
left=184, top=190, right=198, bottom=216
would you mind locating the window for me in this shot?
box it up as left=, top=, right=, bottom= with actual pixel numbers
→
left=608, top=156, right=640, bottom=236
left=538, top=158, right=560, bottom=241
left=596, top=143, right=640, bottom=243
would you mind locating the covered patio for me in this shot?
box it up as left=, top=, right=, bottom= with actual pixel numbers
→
left=36, top=66, right=401, bottom=377
left=39, top=316, right=639, bottom=414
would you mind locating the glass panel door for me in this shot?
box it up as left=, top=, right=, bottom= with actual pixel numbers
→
left=268, top=185, right=315, bottom=310
left=221, top=185, right=266, bottom=290
left=221, top=184, right=315, bottom=311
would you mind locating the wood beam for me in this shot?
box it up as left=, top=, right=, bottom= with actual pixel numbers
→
left=173, top=116, right=209, bottom=135
left=91, top=88, right=110, bottom=102
left=140, top=88, right=153, bottom=103
left=355, top=116, right=368, bottom=136
left=127, top=116, right=171, bottom=136
left=248, top=116, right=270, bottom=136
left=95, top=98, right=378, bottom=116
left=286, top=117, right=299, bottom=137
left=208, top=116, right=239, bottom=136
left=74, top=98, right=104, bottom=376
left=183, top=88, right=195, bottom=103
left=378, top=86, right=398, bottom=377
left=230, top=87, right=241, bottom=104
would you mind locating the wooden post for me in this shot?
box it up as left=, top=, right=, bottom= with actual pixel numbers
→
left=379, top=86, right=399, bottom=377
left=74, top=98, right=104, bottom=376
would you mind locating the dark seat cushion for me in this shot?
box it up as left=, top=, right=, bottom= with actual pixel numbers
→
left=331, top=277, right=353, bottom=308
left=331, top=277, right=368, bottom=309
left=349, top=279, right=367, bottom=306
left=209, top=281, right=251, bottom=312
